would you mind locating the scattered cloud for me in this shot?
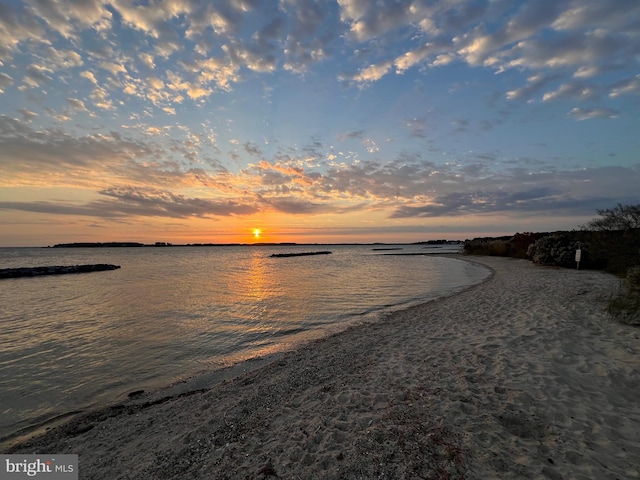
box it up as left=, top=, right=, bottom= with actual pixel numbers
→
left=567, top=107, right=618, bottom=121
left=67, top=98, right=89, bottom=112
left=0, top=0, right=639, bottom=244
left=609, top=74, right=640, bottom=98
left=0, top=72, right=13, bottom=93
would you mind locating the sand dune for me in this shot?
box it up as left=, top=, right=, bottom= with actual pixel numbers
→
left=6, top=256, right=640, bottom=479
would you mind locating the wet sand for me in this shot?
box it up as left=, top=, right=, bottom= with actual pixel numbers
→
left=6, top=256, right=640, bottom=479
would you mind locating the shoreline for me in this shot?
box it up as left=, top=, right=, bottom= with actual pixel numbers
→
left=0, top=253, right=481, bottom=447
left=5, top=256, right=640, bottom=479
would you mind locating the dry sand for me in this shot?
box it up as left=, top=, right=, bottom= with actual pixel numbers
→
left=6, top=256, right=640, bottom=479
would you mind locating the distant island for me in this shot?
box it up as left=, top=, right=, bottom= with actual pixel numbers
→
left=51, top=242, right=145, bottom=248
left=49, top=242, right=300, bottom=248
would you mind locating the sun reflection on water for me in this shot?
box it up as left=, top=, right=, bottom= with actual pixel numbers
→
left=0, top=245, right=489, bottom=441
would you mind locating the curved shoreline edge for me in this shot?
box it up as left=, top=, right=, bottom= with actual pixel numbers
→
left=1, top=254, right=490, bottom=449
left=5, top=257, right=640, bottom=479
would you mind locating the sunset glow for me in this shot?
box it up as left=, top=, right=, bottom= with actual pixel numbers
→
left=1, top=1, right=639, bottom=246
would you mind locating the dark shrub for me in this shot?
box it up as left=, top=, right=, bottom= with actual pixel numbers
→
left=582, top=204, right=640, bottom=274
left=509, top=232, right=538, bottom=259
left=463, top=237, right=511, bottom=256
left=608, top=266, right=640, bottom=325
left=463, top=233, right=541, bottom=258
left=528, top=233, right=582, bottom=268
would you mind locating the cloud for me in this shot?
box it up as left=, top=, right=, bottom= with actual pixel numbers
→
left=258, top=159, right=302, bottom=175
left=542, top=81, right=599, bottom=102
left=0, top=115, right=155, bottom=186
left=182, top=57, right=233, bottom=91
left=244, top=142, right=263, bottom=157
left=139, top=52, right=155, bottom=69
left=336, top=0, right=640, bottom=107
left=0, top=200, right=122, bottom=218
left=262, top=196, right=331, bottom=215
left=185, top=1, right=247, bottom=38
left=0, top=2, right=48, bottom=62
left=609, top=74, right=640, bottom=98
left=26, top=0, right=112, bottom=39
left=44, top=107, right=72, bottom=122
left=3, top=0, right=634, bottom=116
left=0, top=186, right=260, bottom=220
left=40, top=46, right=83, bottom=70
left=222, top=40, right=278, bottom=74
left=20, top=64, right=52, bottom=89
left=503, top=28, right=630, bottom=73
left=339, top=60, right=393, bottom=84
left=282, top=0, right=333, bottom=73
left=388, top=165, right=640, bottom=218
left=97, top=186, right=259, bottom=218
left=0, top=115, right=231, bottom=193
left=403, top=118, right=427, bottom=138
left=67, top=98, right=89, bottom=111
left=90, top=86, right=114, bottom=110
left=99, top=61, right=127, bottom=76
left=394, top=43, right=437, bottom=73
left=390, top=190, right=624, bottom=219
left=17, top=108, right=38, bottom=121
left=80, top=70, right=98, bottom=85
left=109, top=0, right=193, bottom=39
left=551, top=0, right=640, bottom=31
left=567, top=107, right=618, bottom=121
left=1, top=109, right=638, bottom=227
left=506, top=74, right=556, bottom=102
left=338, top=0, right=415, bottom=42
left=0, top=72, right=13, bottom=92
left=253, top=160, right=317, bottom=188
left=0, top=115, right=235, bottom=193
left=337, top=130, right=364, bottom=141
left=390, top=187, right=563, bottom=218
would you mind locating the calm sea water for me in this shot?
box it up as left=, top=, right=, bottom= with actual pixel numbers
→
left=0, top=244, right=488, bottom=442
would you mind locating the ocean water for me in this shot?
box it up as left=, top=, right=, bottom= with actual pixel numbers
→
left=0, top=244, right=489, bottom=442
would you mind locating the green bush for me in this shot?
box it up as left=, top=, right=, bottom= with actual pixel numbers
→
left=527, top=233, right=582, bottom=267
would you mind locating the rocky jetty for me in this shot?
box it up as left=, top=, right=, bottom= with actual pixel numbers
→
left=270, top=251, right=332, bottom=258
left=0, top=264, right=121, bottom=279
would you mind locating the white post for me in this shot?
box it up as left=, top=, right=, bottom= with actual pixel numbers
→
left=575, top=248, right=581, bottom=270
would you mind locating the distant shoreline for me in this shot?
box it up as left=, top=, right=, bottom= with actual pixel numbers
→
left=44, top=240, right=463, bottom=248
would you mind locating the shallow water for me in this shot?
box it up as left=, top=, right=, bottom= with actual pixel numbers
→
left=0, top=244, right=488, bottom=440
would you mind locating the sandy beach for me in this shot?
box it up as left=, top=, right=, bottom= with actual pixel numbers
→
left=5, top=256, right=640, bottom=479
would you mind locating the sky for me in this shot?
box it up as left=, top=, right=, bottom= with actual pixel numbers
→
left=0, top=0, right=639, bottom=247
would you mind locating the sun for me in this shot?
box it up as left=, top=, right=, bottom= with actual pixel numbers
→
left=253, top=228, right=261, bottom=239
